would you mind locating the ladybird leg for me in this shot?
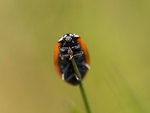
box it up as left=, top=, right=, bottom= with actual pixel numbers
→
left=85, top=63, right=90, bottom=70
left=81, top=63, right=90, bottom=70
left=76, top=61, right=89, bottom=76
left=59, top=47, right=68, bottom=52
left=71, top=43, right=80, bottom=49
left=74, top=74, right=81, bottom=81
left=61, top=63, right=70, bottom=80
left=62, top=41, right=67, bottom=46
left=66, top=75, right=72, bottom=81
left=65, top=74, right=75, bottom=81
left=62, top=74, right=65, bottom=80
left=65, top=74, right=81, bottom=81
left=59, top=54, right=69, bottom=60
left=73, top=51, right=84, bottom=58
left=65, top=73, right=81, bottom=82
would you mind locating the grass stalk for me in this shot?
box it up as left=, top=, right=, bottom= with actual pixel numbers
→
left=71, top=58, right=92, bottom=113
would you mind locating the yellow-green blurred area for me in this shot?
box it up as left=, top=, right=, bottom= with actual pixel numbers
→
left=0, top=0, right=150, bottom=113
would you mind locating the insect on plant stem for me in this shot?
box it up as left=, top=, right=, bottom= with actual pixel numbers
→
left=54, top=33, right=92, bottom=112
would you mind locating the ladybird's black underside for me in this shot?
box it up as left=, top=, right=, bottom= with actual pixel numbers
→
left=58, top=39, right=88, bottom=85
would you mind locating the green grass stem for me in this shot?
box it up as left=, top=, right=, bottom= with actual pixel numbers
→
left=71, top=58, right=92, bottom=113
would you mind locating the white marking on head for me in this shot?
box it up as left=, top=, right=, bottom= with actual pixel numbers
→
left=58, top=37, right=64, bottom=42
left=69, top=33, right=73, bottom=36
left=58, top=35, right=67, bottom=42
left=73, top=33, right=79, bottom=38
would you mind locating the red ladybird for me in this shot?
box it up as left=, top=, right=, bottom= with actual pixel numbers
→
left=54, top=33, right=90, bottom=85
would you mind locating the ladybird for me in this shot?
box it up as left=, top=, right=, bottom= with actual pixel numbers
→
left=54, top=33, right=90, bottom=85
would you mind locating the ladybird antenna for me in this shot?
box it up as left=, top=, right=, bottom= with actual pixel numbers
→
left=68, top=47, right=73, bottom=60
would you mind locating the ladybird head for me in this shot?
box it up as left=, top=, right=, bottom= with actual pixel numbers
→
left=58, top=33, right=79, bottom=43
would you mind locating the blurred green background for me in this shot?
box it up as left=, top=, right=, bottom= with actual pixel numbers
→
left=0, top=0, right=150, bottom=113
